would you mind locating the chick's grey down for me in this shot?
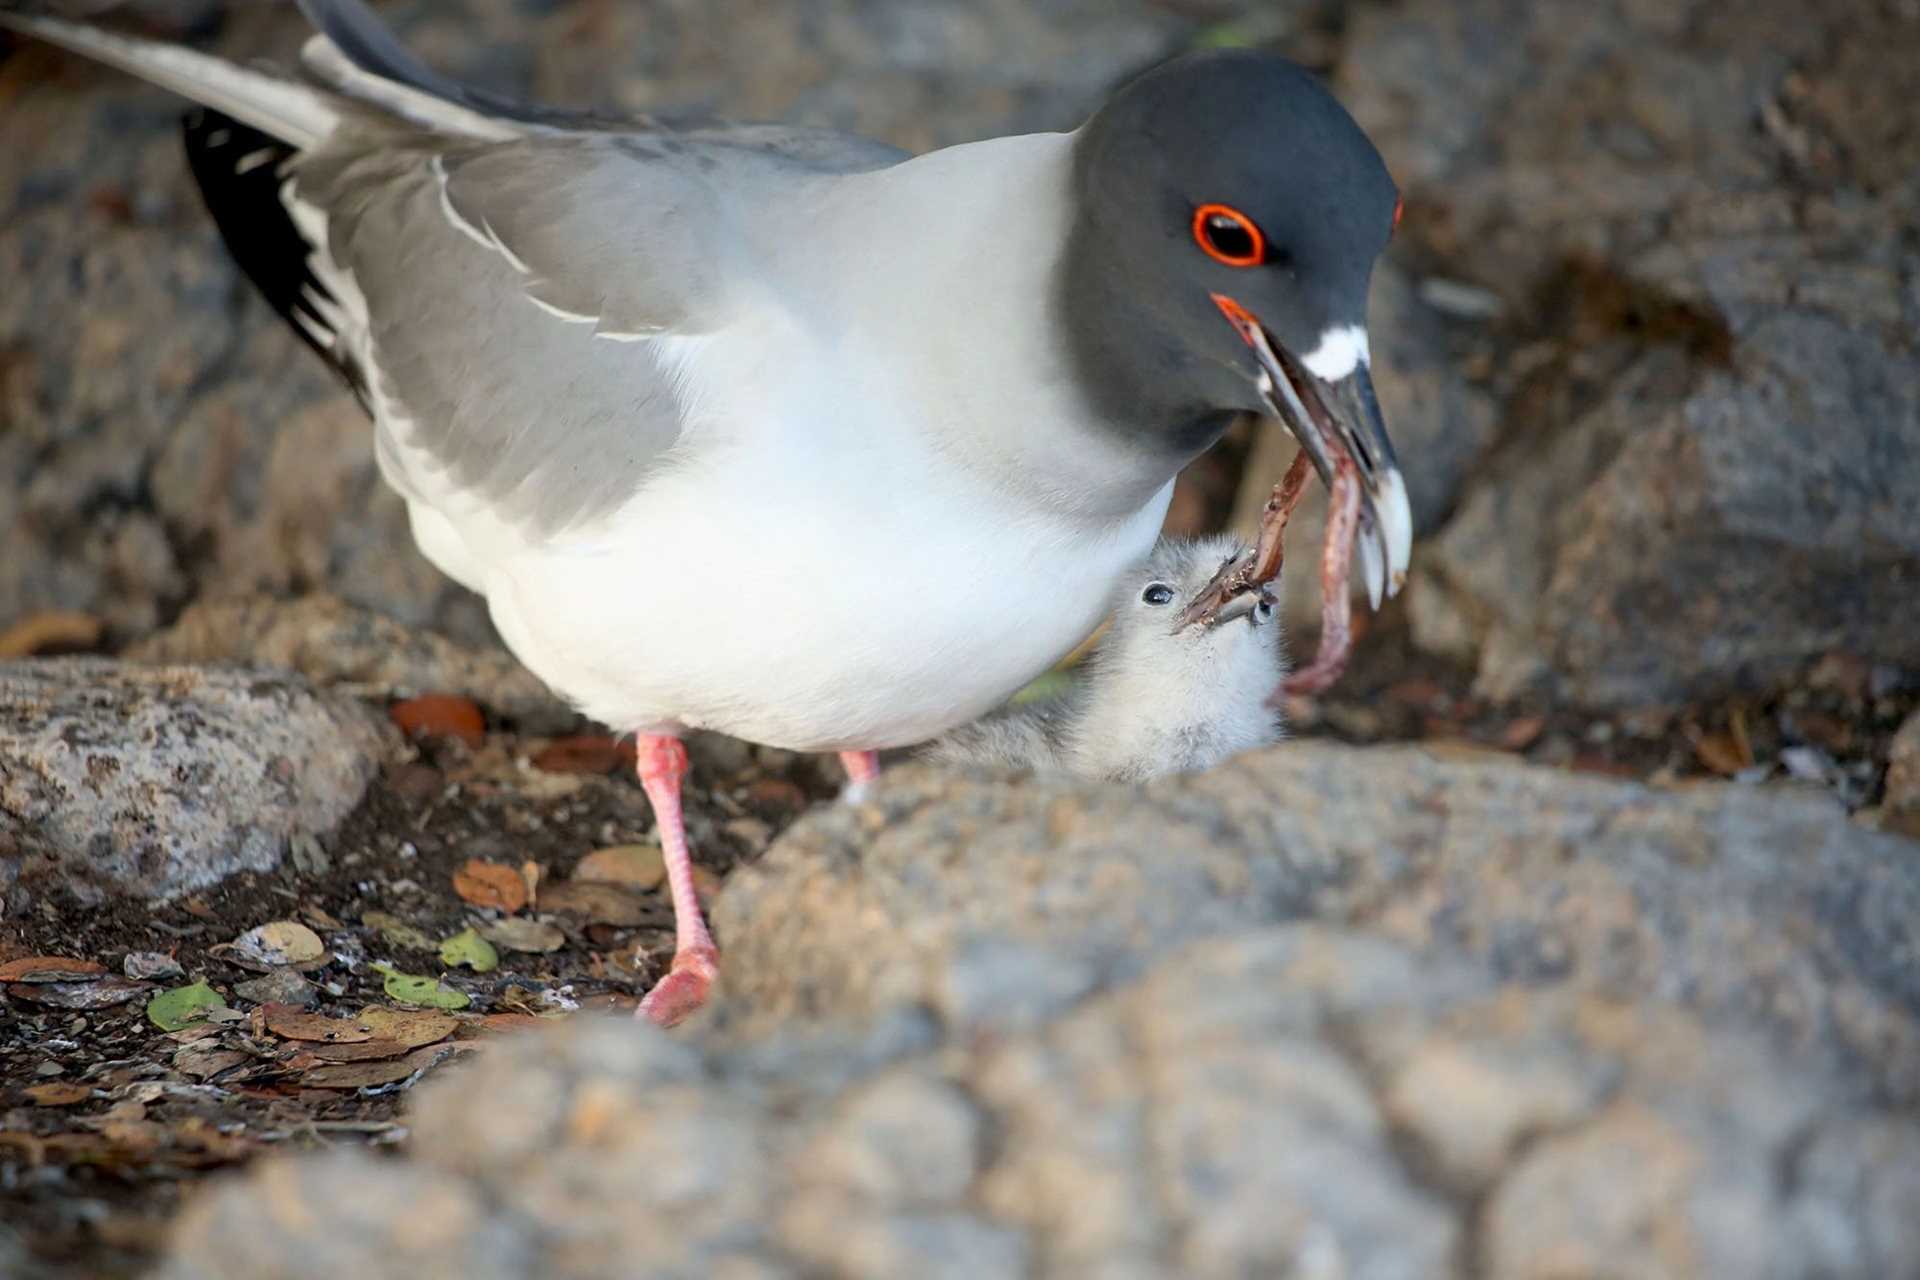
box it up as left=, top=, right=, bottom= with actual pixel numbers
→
left=925, top=537, right=1287, bottom=781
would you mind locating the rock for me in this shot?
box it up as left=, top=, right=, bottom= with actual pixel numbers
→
left=0, top=659, right=391, bottom=911
left=127, top=594, right=570, bottom=730
left=1886, top=709, right=1920, bottom=820
left=232, top=967, right=318, bottom=1009
left=161, top=926, right=1920, bottom=1278
left=1338, top=0, right=1920, bottom=706
left=716, top=750, right=1920, bottom=1103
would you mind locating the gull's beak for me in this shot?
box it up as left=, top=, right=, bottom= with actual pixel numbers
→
left=1211, top=294, right=1413, bottom=610
left=1211, top=583, right=1274, bottom=626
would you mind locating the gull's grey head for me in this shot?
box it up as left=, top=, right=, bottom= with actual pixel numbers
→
left=1062, top=50, right=1412, bottom=601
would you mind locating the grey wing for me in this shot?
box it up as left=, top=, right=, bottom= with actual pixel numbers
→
left=289, top=127, right=738, bottom=535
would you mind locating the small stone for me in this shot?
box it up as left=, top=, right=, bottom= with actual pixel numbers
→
left=124, top=951, right=186, bottom=982
left=235, top=969, right=318, bottom=1009
left=1885, top=710, right=1920, bottom=818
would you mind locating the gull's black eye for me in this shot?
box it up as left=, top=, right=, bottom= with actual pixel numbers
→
left=1191, top=203, right=1265, bottom=268
left=1142, top=583, right=1176, bottom=606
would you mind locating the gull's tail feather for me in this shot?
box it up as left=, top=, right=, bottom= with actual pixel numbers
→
left=0, top=7, right=337, bottom=147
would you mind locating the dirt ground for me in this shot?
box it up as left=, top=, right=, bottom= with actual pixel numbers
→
left=4, top=602, right=1912, bottom=1278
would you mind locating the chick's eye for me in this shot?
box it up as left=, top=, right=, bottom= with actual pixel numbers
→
left=1142, top=583, right=1176, bottom=606
left=1192, top=203, right=1265, bottom=268
left=1256, top=600, right=1274, bottom=617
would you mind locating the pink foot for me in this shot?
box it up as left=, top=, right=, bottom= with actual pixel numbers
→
left=637, top=943, right=719, bottom=1028
left=839, top=749, right=881, bottom=801
left=630, top=734, right=721, bottom=1028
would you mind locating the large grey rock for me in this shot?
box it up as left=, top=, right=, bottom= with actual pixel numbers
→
left=0, top=658, right=391, bottom=911
left=127, top=593, right=571, bottom=729
left=1340, top=0, right=1920, bottom=705
left=158, top=748, right=1920, bottom=1278
left=159, top=930, right=1920, bottom=1279
left=717, top=749, right=1920, bottom=1102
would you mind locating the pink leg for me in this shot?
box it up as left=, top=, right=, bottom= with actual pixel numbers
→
left=633, top=735, right=719, bottom=1028
left=839, top=749, right=881, bottom=800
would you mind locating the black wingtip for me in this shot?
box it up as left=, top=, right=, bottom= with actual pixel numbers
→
left=182, top=107, right=368, bottom=406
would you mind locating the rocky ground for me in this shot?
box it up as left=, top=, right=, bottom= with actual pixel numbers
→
left=2, top=0, right=1917, bottom=1277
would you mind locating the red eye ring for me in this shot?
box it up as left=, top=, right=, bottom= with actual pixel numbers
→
left=1192, top=203, right=1265, bottom=268
left=1391, top=194, right=1405, bottom=236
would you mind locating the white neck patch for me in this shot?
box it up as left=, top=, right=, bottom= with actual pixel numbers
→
left=1299, top=324, right=1371, bottom=382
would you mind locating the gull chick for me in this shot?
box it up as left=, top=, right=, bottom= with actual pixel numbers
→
left=924, top=537, right=1286, bottom=781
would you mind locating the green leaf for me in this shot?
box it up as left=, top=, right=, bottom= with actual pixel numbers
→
left=361, top=910, right=438, bottom=952
left=147, top=979, right=227, bottom=1032
left=1009, top=670, right=1073, bottom=707
left=438, top=927, right=499, bottom=973
left=370, top=962, right=471, bottom=1010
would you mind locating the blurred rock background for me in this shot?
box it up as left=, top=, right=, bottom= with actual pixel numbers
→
left=1, top=0, right=1917, bottom=1276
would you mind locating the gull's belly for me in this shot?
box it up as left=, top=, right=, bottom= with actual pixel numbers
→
left=483, top=452, right=1173, bottom=751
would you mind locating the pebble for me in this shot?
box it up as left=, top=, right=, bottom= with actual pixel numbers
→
left=234, top=968, right=319, bottom=1008
left=123, top=951, right=185, bottom=981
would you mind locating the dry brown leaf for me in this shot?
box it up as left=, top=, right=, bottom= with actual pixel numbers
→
left=453, top=858, right=528, bottom=913
left=227, top=921, right=327, bottom=969
left=351, top=1006, right=458, bottom=1048
left=24, top=1082, right=92, bottom=1107
left=540, top=879, right=651, bottom=926
left=259, top=1004, right=374, bottom=1044
left=301, top=1042, right=470, bottom=1089
left=1688, top=727, right=1750, bottom=776
left=173, top=1048, right=249, bottom=1080
left=0, top=956, right=106, bottom=984
left=1498, top=716, right=1548, bottom=751
left=0, top=610, right=103, bottom=659
left=529, top=735, right=633, bottom=775
left=521, top=860, right=542, bottom=910
left=389, top=694, right=486, bottom=747
left=573, top=845, right=665, bottom=891
left=467, top=1013, right=548, bottom=1035
left=301, top=1039, right=411, bottom=1063
left=481, top=916, right=567, bottom=954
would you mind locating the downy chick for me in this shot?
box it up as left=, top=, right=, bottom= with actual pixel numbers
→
left=923, top=536, right=1286, bottom=781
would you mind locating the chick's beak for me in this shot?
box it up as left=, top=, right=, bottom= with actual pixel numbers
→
left=1210, top=583, right=1274, bottom=626
left=1210, top=293, right=1412, bottom=609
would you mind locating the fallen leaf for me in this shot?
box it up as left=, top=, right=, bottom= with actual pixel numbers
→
left=573, top=845, right=666, bottom=891
left=389, top=694, right=486, bottom=747
left=529, top=735, right=632, bottom=774
left=452, top=858, right=528, bottom=913
left=122, top=952, right=185, bottom=982
left=361, top=910, right=439, bottom=952
left=371, top=963, right=470, bottom=1011
left=24, top=1082, right=91, bottom=1107
left=254, top=1005, right=361, bottom=1045
left=540, top=879, right=651, bottom=926
left=1687, top=727, right=1750, bottom=776
left=228, top=921, right=327, bottom=969
left=521, top=860, right=542, bottom=910
left=481, top=916, right=566, bottom=954
left=0, top=956, right=106, bottom=984
left=467, top=1013, right=547, bottom=1035
left=172, top=1047, right=248, bottom=1080
left=439, top=927, right=500, bottom=973
left=147, top=981, right=228, bottom=1032
left=299, top=1042, right=468, bottom=1090
left=0, top=610, right=103, bottom=658
left=300, top=1039, right=411, bottom=1063
left=1498, top=716, right=1548, bottom=751
left=11, top=977, right=149, bottom=1010
left=352, top=1006, right=458, bottom=1048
